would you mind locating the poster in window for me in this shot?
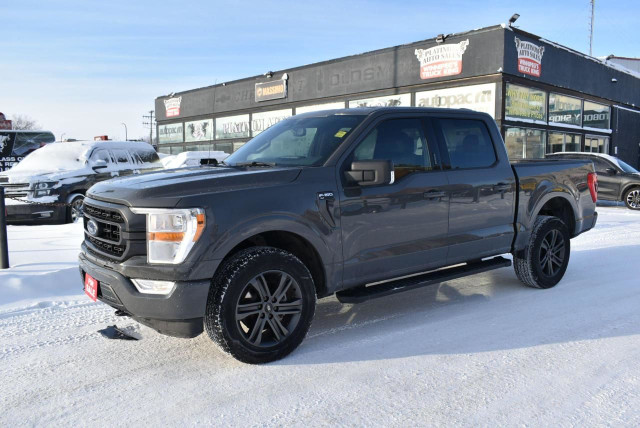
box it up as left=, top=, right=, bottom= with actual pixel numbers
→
left=549, top=94, right=582, bottom=126
left=349, top=93, right=410, bottom=108
left=185, top=119, right=214, bottom=142
left=251, top=109, right=292, bottom=136
left=505, top=84, right=546, bottom=122
left=416, top=83, right=496, bottom=118
left=215, top=114, right=250, bottom=140
left=158, top=123, right=184, bottom=144
left=583, top=101, right=610, bottom=129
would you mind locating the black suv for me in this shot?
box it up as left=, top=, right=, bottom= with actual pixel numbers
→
left=547, top=152, right=640, bottom=209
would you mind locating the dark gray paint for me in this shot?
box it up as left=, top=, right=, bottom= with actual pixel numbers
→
left=81, top=108, right=597, bottom=336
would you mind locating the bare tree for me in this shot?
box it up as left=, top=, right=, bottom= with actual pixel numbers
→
left=11, top=114, right=40, bottom=130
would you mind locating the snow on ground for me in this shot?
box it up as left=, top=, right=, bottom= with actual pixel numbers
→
left=1, top=207, right=639, bottom=426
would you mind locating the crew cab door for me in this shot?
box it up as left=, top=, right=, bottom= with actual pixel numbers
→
left=338, top=116, right=449, bottom=288
left=431, top=117, right=516, bottom=264
left=590, top=156, right=620, bottom=200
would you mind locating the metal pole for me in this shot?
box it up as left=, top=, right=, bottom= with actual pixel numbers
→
left=589, top=0, right=595, bottom=56
left=121, top=122, right=128, bottom=141
left=0, top=186, right=10, bottom=269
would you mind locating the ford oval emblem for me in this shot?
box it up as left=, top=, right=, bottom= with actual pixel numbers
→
left=87, top=219, right=99, bottom=237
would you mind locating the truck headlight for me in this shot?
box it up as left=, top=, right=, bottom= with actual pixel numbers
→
left=130, top=208, right=205, bottom=264
left=31, top=181, right=56, bottom=197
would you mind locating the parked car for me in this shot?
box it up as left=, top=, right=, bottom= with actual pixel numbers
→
left=547, top=152, right=640, bottom=209
left=160, top=150, right=229, bottom=169
left=0, top=140, right=161, bottom=224
left=79, top=108, right=597, bottom=363
left=0, top=129, right=56, bottom=171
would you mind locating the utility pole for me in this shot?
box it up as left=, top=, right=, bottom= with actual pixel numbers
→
left=589, top=0, right=595, bottom=56
left=142, top=110, right=155, bottom=146
left=121, top=122, right=128, bottom=141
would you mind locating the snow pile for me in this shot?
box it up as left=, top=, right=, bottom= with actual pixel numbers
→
left=0, top=207, right=639, bottom=425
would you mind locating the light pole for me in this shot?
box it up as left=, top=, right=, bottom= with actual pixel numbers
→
left=121, top=123, right=128, bottom=141
left=60, top=133, right=66, bottom=142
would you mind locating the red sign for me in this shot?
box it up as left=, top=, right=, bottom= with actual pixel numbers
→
left=415, top=40, right=469, bottom=80
left=164, top=96, right=182, bottom=117
left=515, top=37, right=545, bottom=77
left=84, top=274, right=98, bottom=302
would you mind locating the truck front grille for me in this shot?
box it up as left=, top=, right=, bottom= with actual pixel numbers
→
left=2, top=183, right=30, bottom=197
left=84, top=204, right=124, bottom=223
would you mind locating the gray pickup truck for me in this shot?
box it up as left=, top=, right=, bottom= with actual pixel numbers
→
left=78, top=107, right=598, bottom=363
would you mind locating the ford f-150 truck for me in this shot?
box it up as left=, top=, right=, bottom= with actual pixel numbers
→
left=78, top=108, right=598, bottom=363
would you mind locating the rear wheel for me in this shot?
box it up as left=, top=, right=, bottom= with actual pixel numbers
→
left=204, top=247, right=316, bottom=364
left=513, top=216, right=570, bottom=289
left=624, top=187, right=640, bottom=210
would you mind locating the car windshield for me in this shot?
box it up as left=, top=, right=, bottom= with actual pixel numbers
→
left=224, top=113, right=365, bottom=167
left=613, top=158, right=638, bottom=174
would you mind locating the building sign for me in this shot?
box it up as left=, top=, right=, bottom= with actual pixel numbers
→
left=348, top=93, right=411, bottom=108
left=583, top=101, right=610, bottom=129
left=185, top=119, right=213, bottom=142
left=505, top=84, right=547, bottom=122
left=0, top=112, right=11, bottom=130
left=416, top=83, right=496, bottom=118
left=215, top=114, right=250, bottom=139
left=514, top=37, right=545, bottom=77
left=164, top=96, right=182, bottom=117
left=414, top=40, right=469, bottom=80
left=549, top=93, right=582, bottom=126
left=255, top=80, right=288, bottom=102
left=251, top=109, right=292, bottom=136
left=296, top=101, right=345, bottom=114
left=158, top=123, right=184, bottom=144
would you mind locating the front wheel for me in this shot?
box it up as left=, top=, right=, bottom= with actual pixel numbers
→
left=513, top=216, right=571, bottom=289
left=67, top=195, right=85, bottom=223
left=204, top=247, right=316, bottom=364
left=624, top=187, right=640, bottom=210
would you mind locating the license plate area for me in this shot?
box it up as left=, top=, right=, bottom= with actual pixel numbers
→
left=84, top=273, right=99, bottom=302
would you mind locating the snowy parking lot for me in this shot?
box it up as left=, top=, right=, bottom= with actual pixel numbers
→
left=1, top=206, right=639, bottom=426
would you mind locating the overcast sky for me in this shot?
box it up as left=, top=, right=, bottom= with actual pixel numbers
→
left=1, top=0, right=637, bottom=141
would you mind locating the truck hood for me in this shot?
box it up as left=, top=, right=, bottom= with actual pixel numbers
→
left=87, top=166, right=303, bottom=207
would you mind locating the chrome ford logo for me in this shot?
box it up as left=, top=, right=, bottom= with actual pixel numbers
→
left=87, top=219, right=99, bottom=237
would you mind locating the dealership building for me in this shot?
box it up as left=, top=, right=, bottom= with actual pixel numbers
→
left=155, top=24, right=640, bottom=168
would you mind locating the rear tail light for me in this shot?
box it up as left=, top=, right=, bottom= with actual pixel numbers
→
left=587, top=172, right=598, bottom=203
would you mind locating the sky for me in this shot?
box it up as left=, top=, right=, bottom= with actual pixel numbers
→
left=1, top=0, right=638, bottom=141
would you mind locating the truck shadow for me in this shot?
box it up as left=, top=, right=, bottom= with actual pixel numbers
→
left=275, top=243, right=640, bottom=365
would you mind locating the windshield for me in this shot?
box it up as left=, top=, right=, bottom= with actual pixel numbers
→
left=224, top=114, right=365, bottom=167
left=614, top=158, right=639, bottom=174
left=11, top=143, right=89, bottom=172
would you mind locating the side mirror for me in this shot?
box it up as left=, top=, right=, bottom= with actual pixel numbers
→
left=92, top=159, right=108, bottom=171
left=605, top=167, right=617, bottom=176
left=345, top=160, right=392, bottom=186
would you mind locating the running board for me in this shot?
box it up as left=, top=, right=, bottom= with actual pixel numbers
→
left=336, top=256, right=511, bottom=304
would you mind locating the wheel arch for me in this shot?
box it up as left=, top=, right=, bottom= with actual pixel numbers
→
left=620, top=183, right=640, bottom=201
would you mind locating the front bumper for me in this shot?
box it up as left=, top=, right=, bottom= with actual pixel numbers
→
left=5, top=201, right=67, bottom=224
left=78, top=251, right=211, bottom=338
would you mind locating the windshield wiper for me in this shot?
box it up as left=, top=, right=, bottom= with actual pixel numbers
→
left=232, top=161, right=277, bottom=167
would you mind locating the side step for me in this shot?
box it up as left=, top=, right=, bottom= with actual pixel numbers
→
left=336, top=256, right=511, bottom=304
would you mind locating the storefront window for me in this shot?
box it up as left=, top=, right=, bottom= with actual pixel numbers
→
left=584, top=136, right=609, bottom=153
left=215, top=142, right=233, bottom=154
left=504, top=127, right=545, bottom=159
left=549, top=93, right=581, bottom=126
left=251, top=109, right=292, bottom=137
left=158, top=123, right=184, bottom=144
left=505, top=84, right=546, bottom=122
left=215, top=114, right=250, bottom=140
left=415, top=83, right=497, bottom=118
left=295, top=101, right=345, bottom=114
left=548, top=132, right=581, bottom=153
left=185, top=119, right=214, bottom=142
left=583, top=101, right=610, bottom=129
left=185, top=144, right=214, bottom=152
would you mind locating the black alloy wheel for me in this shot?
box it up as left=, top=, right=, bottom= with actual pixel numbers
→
left=624, top=188, right=640, bottom=210
left=235, top=271, right=303, bottom=347
left=538, top=229, right=566, bottom=277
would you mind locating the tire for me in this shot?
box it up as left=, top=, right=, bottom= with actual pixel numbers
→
left=67, top=194, right=85, bottom=223
left=204, top=247, right=316, bottom=364
left=513, top=216, right=571, bottom=289
left=623, top=187, right=640, bottom=210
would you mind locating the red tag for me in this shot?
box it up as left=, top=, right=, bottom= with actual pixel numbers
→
left=84, top=274, right=98, bottom=302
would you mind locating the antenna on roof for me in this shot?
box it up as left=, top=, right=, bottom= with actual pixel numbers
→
left=589, top=0, right=595, bottom=56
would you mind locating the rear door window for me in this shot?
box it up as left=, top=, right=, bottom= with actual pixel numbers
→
left=435, top=119, right=497, bottom=169
left=112, top=149, right=132, bottom=165
left=90, top=149, right=113, bottom=164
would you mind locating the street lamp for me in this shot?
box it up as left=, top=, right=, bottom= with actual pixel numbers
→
left=60, top=133, right=66, bottom=142
left=121, top=123, right=128, bottom=141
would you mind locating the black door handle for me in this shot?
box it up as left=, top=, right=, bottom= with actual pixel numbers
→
left=493, top=183, right=511, bottom=192
left=423, top=190, right=447, bottom=200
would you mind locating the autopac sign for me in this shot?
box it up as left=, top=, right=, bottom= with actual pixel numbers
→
left=514, top=37, right=545, bottom=77
left=414, top=40, right=470, bottom=80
